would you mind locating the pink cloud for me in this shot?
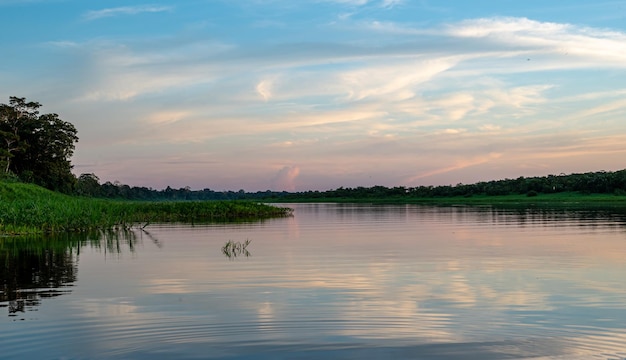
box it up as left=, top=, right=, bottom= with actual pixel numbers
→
left=272, top=166, right=300, bottom=191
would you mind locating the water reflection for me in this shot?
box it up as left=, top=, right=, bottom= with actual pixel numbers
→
left=0, top=229, right=144, bottom=318
left=321, top=202, right=626, bottom=225
left=2, top=204, right=626, bottom=359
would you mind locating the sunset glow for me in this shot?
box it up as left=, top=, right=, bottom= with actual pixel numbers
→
left=2, top=1, right=626, bottom=190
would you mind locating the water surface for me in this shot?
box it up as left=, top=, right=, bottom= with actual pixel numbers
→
left=2, top=204, right=626, bottom=359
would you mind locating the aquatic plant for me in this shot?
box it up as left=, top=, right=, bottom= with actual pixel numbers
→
left=221, top=239, right=251, bottom=259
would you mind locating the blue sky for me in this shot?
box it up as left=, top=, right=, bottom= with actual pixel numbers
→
left=2, top=1, right=626, bottom=191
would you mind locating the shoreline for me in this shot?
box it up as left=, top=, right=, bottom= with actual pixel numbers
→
left=264, top=192, right=626, bottom=207
left=0, top=182, right=292, bottom=236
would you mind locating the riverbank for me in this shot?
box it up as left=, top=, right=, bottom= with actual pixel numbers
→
left=0, top=182, right=291, bottom=235
left=265, top=192, right=626, bottom=206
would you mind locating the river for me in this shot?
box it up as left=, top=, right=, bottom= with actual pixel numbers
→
left=2, top=203, right=626, bottom=359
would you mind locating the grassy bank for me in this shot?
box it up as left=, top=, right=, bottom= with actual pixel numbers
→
left=0, top=182, right=291, bottom=235
left=267, top=192, right=626, bottom=206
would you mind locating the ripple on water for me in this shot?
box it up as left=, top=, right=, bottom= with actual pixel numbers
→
left=3, top=204, right=626, bottom=359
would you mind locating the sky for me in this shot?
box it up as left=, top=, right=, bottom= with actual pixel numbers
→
left=2, top=0, right=626, bottom=191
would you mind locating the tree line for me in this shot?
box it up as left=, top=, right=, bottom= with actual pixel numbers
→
left=281, top=170, right=626, bottom=200
left=74, top=173, right=290, bottom=200
left=73, top=168, right=626, bottom=201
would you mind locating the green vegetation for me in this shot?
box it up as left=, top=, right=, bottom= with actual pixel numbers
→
left=0, top=181, right=291, bottom=235
left=72, top=169, right=626, bottom=203
left=0, top=97, right=78, bottom=193
left=74, top=172, right=290, bottom=201
left=0, top=97, right=291, bottom=236
left=265, top=170, right=626, bottom=204
left=221, top=239, right=252, bottom=259
left=270, top=192, right=626, bottom=206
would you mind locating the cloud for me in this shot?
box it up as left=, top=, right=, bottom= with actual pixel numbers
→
left=447, top=17, right=570, bottom=38
left=340, top=58, right=456, bottom=101
left=405, top=153, right=503, bottom=184
left=18, top=13, right=626, bottom=189
left=256, top=79, right=273, bottom=101
left=322, top=0, right=369, bottom=5
left=144, top=111, right=190, bottom=125
left=320, top=0, right=402, bottom=8
left=83, top=5, right=173, bottom=21
left=0, top=0, right=63, bottom=4
left=272, top=166, right=300, bottom=191
left=443, top=17, right=626, bottom=65
left=380, top=0, right=403, bottom=8
left=61, top=15, right=626, bottom=107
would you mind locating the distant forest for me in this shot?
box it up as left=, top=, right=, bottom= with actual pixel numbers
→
left=76, top=169, right=626, bottom=201
left=74, top=173, right=289, bottom=201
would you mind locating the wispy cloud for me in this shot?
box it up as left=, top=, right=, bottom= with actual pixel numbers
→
left=405, top=153, right=503, bottom=184
left=83, top=5, right=173, bottom=21
left=0, top=0, right=65, bottom=5
left=17, top=10, right=626, bottom=189
left=380, top=0, right=403, bottom=8
left=323, top=0, right=369, bottom=5
left=321, top=0, right=402, bottom=8
left=443, top=17, right=626, bottom=65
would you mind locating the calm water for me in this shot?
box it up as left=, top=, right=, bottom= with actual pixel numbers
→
left=2, top=203, right=626, bottom=359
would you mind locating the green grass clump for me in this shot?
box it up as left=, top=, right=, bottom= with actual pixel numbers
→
left=0, top=182, right=292, bottom=235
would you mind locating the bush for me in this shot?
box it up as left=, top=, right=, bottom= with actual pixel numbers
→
left=526, top=190, right=538, bottom=197
left=0, top=171, right=21, bottom=183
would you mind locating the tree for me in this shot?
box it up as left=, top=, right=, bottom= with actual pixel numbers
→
left=75, top=173, right=101, bottom=197
left=0, top=97, right=40, bottom=174
left=0, top=97, right=78, bottom=192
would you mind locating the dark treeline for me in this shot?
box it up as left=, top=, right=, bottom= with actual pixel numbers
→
left=74, top=173, right=291, bottom=201
left=76, top=169, right=626, bottom=201
left=279, top=169, right=626, bottom=200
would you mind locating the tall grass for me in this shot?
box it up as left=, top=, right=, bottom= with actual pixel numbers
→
left=0, top=182, right=292, bottom=235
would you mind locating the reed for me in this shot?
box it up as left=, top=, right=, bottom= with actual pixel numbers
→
left=221, top=239, right=251, bottom=259
left=0, top=182, right=292, bottom=235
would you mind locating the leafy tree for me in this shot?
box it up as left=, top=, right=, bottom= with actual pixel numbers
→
left=0, top=97, right=39, bottom=173
left=0, top=97, right=78, bottom=192
left=75, top=173, right=101, bottom=197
